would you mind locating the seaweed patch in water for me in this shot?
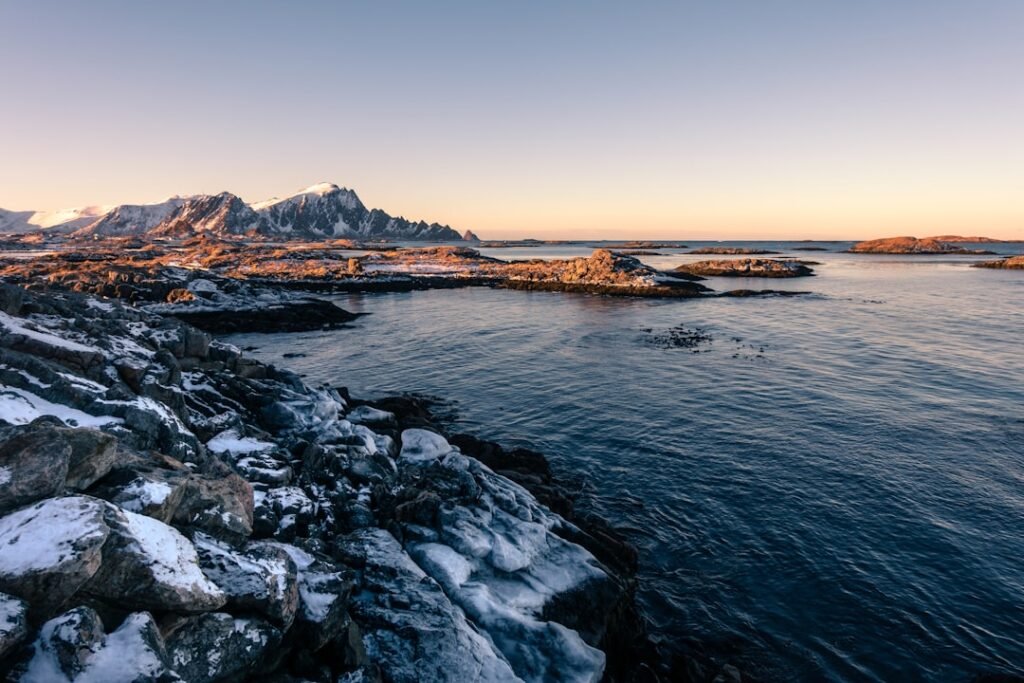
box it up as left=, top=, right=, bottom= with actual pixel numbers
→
left=643, top=325, right=713, bottom=351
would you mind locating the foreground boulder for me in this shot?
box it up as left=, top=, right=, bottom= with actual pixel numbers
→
left=0, top=495, right=225, bottom=618
left=15, top=607, right=173, bottom=683
left=0, top=497, right=109, bottom=615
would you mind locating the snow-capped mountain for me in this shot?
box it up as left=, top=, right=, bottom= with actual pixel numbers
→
left=4, top=182, right=471, bottom=241
left=150, top=193, right=260, bottom=237
left=252, top=183, right=463, bottom=240
left=0, top=205, right=112, bottom=234
left=72, top=197, right=188, bottom=238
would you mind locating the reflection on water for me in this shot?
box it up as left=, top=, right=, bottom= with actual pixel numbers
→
left=227, top=246, right=1024, bottom=682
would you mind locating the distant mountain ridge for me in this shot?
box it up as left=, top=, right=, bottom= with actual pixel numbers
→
left=1, top=183, right=470, bottom=241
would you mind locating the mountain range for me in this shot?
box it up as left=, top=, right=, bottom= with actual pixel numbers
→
left=0, top=183, right=472, bottom=241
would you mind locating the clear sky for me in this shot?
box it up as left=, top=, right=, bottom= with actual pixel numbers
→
left=1, top=0, right=1021, bottom=240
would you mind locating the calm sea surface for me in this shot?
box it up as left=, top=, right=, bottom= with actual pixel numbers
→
left=228, top=241, right=1024, bottom=681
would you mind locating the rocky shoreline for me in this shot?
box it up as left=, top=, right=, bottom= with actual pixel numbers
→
left=0, top=283, right=744, bottom=682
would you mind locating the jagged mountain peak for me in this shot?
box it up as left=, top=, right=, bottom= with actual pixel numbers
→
left=6, top=182, right=474, bottom=242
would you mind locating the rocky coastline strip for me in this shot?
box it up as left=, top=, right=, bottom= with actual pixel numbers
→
left=0, top=283, right=742, bottom=682
left=0, top=242, right=809, bottom=329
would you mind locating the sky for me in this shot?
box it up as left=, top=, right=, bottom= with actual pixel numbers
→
left=1, top=0, right=1021, bottom=240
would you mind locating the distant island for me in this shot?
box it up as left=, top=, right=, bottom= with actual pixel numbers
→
left=848, top=236, right=996, bottom=255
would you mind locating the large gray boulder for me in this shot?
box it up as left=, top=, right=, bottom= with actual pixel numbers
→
left=0, top=497, right=109, bottom=616
left=84, top=504, right=226, bottom=614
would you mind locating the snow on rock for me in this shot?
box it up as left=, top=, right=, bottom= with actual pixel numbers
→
left=19, top=607, right=174, bottom=683
left=110, top=478, right=177, bottom=516
left=399, top=428, right=453, bottom=463
left=395, top=450, right=610, bottom=682
left=0, top=387, right=122, bottom=429
left=0, top=496, right=109, bottom=614
left=206, top=429, right=275, bottom=455
left=86, top=504, right=226, bottom=614
left=193, top=533, right=299, bottom=629
left=250, top=540, right=352, bottom=651
left=0, top=591, right=28, bottom=661
left=346, top=405, right=396, bottom=427
left=164, top=612, right=281, bottom=683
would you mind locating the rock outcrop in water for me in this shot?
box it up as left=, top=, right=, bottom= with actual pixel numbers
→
left=0, top=283, right=686, bottom=682
left=673, top=258, right=814, bottom=278
left=972, top=255, right=1024, bottom=270
left=848, top=236, right=996, bottom=255
left=688, top=247, right=777, bottom=255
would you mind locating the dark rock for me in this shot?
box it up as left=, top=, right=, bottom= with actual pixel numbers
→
left=0, top=422, right=72, bottom=514
left=62, top=427, right=119, bottom=491
left=193, top=532, right=299, bottom=629
left=162, top=612, right=281, bottom=683
left=0, top=592, right=28, bottom=661
left=0, top=285, right=24, bottom=315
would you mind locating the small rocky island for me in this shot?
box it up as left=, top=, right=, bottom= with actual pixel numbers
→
left=673, top=258, right=814, bottom=278
left=687, top=247, right=777, bottom=255
left=848, top=236, right=996, bottom=255
left=0, top=282, right=730, bottom=682
left=972, top=254, right=1024, bottom=270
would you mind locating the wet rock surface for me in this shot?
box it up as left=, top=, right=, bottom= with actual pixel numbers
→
left=0, top=283, right=717, bottom=681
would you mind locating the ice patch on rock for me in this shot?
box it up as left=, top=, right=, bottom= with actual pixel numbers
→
left=207, top=429, right=275, bottom=455
left=399, top=429, right=452, bottom=462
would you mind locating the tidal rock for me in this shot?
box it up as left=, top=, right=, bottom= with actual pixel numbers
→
left=0, top=422, right=72, bottom=514
left=0, top=497, right=109, bottom=615
left=398, top=429, right=453, bottom=463
left=342, top=528, right=518, bottom=683
left=17, top=607, right=174, bottom=683
left=163, top=612, right=281, bottom=683
left=0, top=591, right=28, bottom=661
left=193, top=533, right=299, bottom=629
left=345, top=406, right=397, bottom=428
